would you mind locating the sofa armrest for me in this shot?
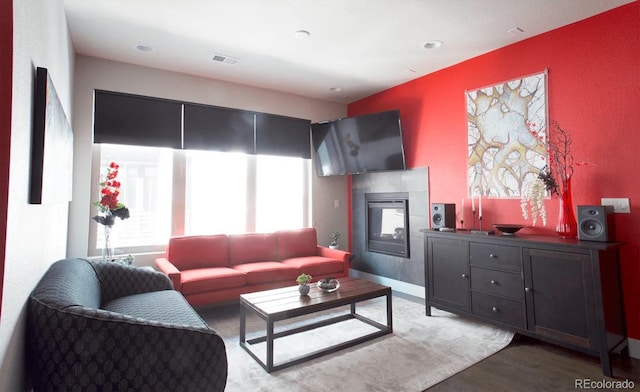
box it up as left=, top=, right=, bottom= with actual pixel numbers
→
left=317, top=246, right=351, bottom=276
left=88, top=259, right=173, bottom=304
left=155, top=257, right=182, bottom=291
left=317, top=245, right=351, bottom=263
left=27, top=302, right=227, bottom=391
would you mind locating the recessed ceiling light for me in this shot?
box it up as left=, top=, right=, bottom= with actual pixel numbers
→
left=295, top=30, right=311, bottom=39
left=330, top=87, right=343, bottom=92
left=423, top=40, right=444, bottom=49
left=136, top=44, right=155, bottom=53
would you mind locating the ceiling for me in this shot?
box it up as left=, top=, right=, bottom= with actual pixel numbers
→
left=62, top=0, right=634, bottom=104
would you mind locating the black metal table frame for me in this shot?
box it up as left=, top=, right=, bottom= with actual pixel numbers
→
left=239, top=289, right=393, bottom=373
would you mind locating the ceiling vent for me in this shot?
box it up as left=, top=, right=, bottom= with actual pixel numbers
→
left=508, top=27, right=525, bottom=36
left=211, top=54, right=240, bottom=65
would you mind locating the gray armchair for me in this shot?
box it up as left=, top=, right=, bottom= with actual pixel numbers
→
left=26, top=258, right=227, bottom=391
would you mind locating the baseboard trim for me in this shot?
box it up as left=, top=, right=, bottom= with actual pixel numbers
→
left=349, top=269, right=425, bottom=299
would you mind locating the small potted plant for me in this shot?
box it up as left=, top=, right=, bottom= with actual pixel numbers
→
left=329, top=232, right=340, bottom=249
left=296, top=273, right=312, bottom=295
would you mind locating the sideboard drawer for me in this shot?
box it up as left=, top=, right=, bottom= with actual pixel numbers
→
left=470, top=267, right=523, bottom=300
left=469, top=243, right=521, bottom=272
left=471, top=292, right=525, bottom=329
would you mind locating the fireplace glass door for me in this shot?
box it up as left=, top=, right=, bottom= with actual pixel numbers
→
left=366, top=193, right=409, bottom=257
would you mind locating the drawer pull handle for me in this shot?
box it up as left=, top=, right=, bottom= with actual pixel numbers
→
left=490, top=280, right=497, bottom=285
left=489, top=254, right=497, bottom=258
left=461, top=273, right=467, bottom=278
left=525, top=287, right=531, bottom=292
left=492, top=306, right=499, bottom=312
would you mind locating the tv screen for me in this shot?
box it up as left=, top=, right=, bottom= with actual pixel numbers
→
left=311, top=109, right=406, bottom=176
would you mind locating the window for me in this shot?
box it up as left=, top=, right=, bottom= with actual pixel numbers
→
left=90, top=145, right=311, bottom=256
left=185, top=150, right=248, bottom=235
left=91, top=144, right=174, bottom=255
left=256, top=155, right=310, bottom=232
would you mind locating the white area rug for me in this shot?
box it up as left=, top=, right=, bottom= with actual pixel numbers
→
left=199, top=296, right=514, bottom=392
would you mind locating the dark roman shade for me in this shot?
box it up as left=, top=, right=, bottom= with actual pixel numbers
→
left=183, top=103, right=255, bottom=153
left=93, top=90, right=312, bottom=159
left=255, top=113, right=311, bottom=159
left=94, top=90, right=182, bottom=148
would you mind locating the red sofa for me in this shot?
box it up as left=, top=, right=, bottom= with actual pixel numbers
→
left=155, top=228, right=350, bottom=306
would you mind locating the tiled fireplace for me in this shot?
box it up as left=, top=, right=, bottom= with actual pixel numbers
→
left=351, top=167, right=429, bottom=286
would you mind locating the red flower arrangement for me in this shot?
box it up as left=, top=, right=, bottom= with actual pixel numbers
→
left=92, top=162, right=130, bottom=226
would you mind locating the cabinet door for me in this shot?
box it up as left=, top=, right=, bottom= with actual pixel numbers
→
left=427, top=237, right=469, bottom=312
left=523, top=248, right=596, bottom=348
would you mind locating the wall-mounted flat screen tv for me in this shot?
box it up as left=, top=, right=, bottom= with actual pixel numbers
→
left=311, top=109, right=406, bottom=176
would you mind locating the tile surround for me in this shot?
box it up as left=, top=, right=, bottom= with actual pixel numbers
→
left=351, top=167, right=429, bottom=286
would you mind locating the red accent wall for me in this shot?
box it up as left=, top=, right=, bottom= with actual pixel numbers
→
left=0, top=0, right=13, bottom=318
left=349, top=3, right=640, bottom=339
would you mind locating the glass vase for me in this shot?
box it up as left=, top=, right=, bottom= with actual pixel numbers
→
left=102, top=224, right=114, bottom=262
left=556, top=177, right=577, bottom=239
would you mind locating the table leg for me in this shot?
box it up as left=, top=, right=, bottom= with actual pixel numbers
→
left=239, top=303, right=246, bottom=345
left=599, top=350, right=613, bottom=378
left=386, top=291, right=393, bottom=331
left=266, top=319, right=274, bottom=372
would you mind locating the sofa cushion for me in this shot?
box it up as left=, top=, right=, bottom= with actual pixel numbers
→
left=180, top=267, right=246, bottom=296
left=229, top=233, right=278, bottom=265
left=231, top=262, right=299, bottom=285
left=102, top=290, right=209, bottom=327
left=281, top=256, right=345, bottom=276
left=167, top=235, right=229, bottom=270
left=276, top=228, right=318, bottom=260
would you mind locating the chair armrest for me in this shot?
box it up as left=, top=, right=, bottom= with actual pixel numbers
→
left=317, top=246, right=351, bottom=276
left=155, top=257, right=182, bottom=291
left=27, top=302, right=227, bottom=391
left=88, top=259, right=173, bottom=304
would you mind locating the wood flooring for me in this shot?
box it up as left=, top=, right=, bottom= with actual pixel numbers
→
left=425, top=334, right=639, bottom=392
left=391, top=292, right=639, bottom=391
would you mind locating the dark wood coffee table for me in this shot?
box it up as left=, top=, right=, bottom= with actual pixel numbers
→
left=239, top=277, right=392, bottom=372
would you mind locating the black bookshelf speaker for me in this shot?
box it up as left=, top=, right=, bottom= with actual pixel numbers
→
left=431, top=203, right=456, bottom=230
left=577, top=205, right=615, bottom=242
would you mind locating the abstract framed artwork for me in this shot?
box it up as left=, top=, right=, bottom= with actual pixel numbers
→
left=29, top=67, right=74, bottom=204
left=466, top=70, right=548, bottom=198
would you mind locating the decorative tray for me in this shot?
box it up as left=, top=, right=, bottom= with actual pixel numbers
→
left=492, top=224, right=524, bottom=235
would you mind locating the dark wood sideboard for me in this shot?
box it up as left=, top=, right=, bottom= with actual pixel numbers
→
left=421, top=229, right=627, bottom=377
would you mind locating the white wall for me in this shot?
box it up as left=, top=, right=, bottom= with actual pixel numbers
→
left=0, top=0, right=74, bottom=390
left=67, top=56, right=349, bottom=262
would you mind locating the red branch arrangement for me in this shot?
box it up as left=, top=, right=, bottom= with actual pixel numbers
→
left=547, top=121, right=574, bottom=195
left=92, top=162, right=130, bottom=226
left=534, top=121, right=574, bottom=196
